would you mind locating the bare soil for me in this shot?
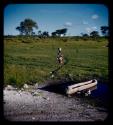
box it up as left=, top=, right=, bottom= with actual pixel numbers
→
left=3, top=81, right=108, bottom=121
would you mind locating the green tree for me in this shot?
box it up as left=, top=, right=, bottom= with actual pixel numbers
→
left=55, top=28, right=68, bottom=37
left=16, top=18, right=38, bottom=35
left=42, top=31, right=49, bottom=38
left=16, top=22, right=25, bottom=35
left=90, top=31, right=99, bottom=37
left=81, top=33, right=89, bottom=40
left=100, top=26, right=109, bottom=37
left=38, top=30, right=42, bottom=38
left=31, top=32, right=35, bottom=36
left=90, top=31, right=99, bottom=40
left=51, top=32, right=57, bottom=37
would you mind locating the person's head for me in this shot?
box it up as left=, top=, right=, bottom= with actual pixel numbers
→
left=58, top=48, right=62, bottom=52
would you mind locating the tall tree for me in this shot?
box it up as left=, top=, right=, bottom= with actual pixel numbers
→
left=90, top=31, right=99, bottom=37
left=81, top=33, right=89, bottom=37
left=16, top=18, right=38, bottom=35
left=16, top=21, right=25, bottom=35
left=38, top=30, right=42, bottom=35
left=42, top=31, right=49, bottom=37
left=81, top=33, right=89, bottom=40
left=55, top=28, right=68, bottom=36
left=90, top=31, right=99, bottom=40
left=31, top=32, right=35, bottom=36
left=51, top=32, right=57, bottom=37
left=38, top=30, right=42, bottom=38
left=100, top=26, right=109, bottom=37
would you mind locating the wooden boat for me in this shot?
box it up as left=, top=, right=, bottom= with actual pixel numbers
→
left=66, top=79, right=97, bottom=95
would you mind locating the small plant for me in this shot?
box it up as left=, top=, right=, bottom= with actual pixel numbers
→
left=65, top=73, right=74, bottom=81
left=8, top=76, right=17, bottom=84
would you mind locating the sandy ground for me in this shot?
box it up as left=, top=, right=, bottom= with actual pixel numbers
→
left=3, top=83, right=108, bottom=122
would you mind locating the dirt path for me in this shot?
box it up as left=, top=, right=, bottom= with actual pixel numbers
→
left=3, top=84, right=108, bottom=121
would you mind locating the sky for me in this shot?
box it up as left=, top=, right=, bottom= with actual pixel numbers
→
left=4, top=4, right=108, bottom=36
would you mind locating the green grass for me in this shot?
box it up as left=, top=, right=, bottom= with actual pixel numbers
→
left=4, top=37, right=108, bottom=87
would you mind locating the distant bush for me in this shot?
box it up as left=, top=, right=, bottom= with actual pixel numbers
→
left=70, top=36, right=81, bottom=41
left=22, top=40, right=32, bottom=43
left=83, top=37, right=88, bottom=41
left=97, top=39, right=102, bottom=42
left=62, top=38, right=68, bottom=42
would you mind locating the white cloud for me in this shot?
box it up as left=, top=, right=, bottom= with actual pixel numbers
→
left=92, top=14, right=99, bottom=19
left=83, top=21, right=88, bottom=25
left=85, top=27, right=92, bottom=33
left=92, top=26, right=97, bottom=30
left=85, top=26, right=98, bottom=33
left=64, top=22, right=72, bottom=27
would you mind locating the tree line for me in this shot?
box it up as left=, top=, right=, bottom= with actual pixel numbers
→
left=15, top=18, right=109, bottom=38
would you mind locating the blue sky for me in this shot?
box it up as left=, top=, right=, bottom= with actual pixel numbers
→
left=4, top=4, right=108, bottom=36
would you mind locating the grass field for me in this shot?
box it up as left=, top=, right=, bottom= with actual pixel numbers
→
left=4, top=37, right=108, bottom=87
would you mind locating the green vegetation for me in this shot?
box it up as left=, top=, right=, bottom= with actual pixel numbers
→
left=4, top=37, right=108, bottom=87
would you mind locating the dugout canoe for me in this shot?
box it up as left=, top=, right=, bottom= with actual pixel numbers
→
left=66, top=79, right=97, bottom=95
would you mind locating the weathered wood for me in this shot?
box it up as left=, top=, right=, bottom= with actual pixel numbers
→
left=66, top=79, right=97, bottom=95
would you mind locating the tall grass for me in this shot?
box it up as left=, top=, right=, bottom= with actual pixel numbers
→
left=4, top=37, right=108, bottom=87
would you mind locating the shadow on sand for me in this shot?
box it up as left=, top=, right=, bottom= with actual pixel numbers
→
left=38, top=80, right=110, bottom=108
left=39, top=80, right=74, bottom=95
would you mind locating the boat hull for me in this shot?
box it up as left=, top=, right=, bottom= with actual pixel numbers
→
left=66, top=79, right=97, bottom=95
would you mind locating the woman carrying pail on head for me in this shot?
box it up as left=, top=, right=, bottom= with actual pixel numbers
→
left=57, top=48, right=64, bottom=65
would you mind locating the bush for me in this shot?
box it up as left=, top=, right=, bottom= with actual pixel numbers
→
left=62, top=38, right=68, bottom=42
left=22, top=39, right=32, bottom=43
left=8, top=76, right=17, bottom=84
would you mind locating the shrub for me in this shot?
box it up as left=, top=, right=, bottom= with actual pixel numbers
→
left=8, top=76, right=17, bottom=86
